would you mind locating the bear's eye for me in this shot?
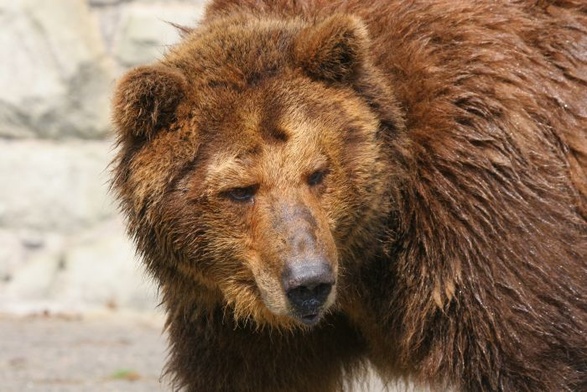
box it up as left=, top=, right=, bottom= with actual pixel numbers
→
left=307, top=169, right=328, bottom=187
left=223, top=185, right=258, bottom=203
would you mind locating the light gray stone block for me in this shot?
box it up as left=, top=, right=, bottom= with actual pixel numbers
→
left=0, top=0, right=114, bottom=139
left=0, top=140, right=116, bottom=231
left=113, top=2, right=204, bottom=67
left=54, top=220, right=158, bottom=311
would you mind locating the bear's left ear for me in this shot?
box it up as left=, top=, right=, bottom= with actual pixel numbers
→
left=295, top=14, right=369, bottom=83
left=112, top=65, right=187, bottom=141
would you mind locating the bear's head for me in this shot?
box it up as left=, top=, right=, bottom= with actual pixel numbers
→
left=112, top=14, right=405, bottom=329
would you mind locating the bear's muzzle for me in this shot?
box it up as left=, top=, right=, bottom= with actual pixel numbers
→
left=282, top=261, right=335, bottom=326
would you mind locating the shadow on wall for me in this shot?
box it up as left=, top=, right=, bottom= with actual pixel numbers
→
left=0, top=0, right=205, bottom=315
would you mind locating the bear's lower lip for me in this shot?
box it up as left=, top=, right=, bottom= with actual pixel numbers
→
left=299, top=313, right=321, bottom=326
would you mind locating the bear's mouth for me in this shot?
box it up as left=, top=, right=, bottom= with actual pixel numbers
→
left=286, top=282, right=334, bottom=327
left=298, top=312, right=322, bottom=326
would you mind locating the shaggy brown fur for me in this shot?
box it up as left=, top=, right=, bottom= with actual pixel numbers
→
left=111, top=1, right=587, bottom=391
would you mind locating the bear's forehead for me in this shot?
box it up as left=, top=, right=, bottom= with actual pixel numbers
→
left=203, top=88, right=328, bottom=161
left=179, top=71, right=379, bottom=176
left=193, top=75, right=348, bottom=143
left=203, top=139, right=329, bottom=189
left=165, top=18, right=300, bottom=90
left=198, top=115, right=329, bottom=192
left=190, top=83, right=344, bottom=187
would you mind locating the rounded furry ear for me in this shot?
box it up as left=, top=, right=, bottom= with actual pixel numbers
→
left=295, top=14, right=369, bottom=83
left=112, top=65, right=187, bottom=141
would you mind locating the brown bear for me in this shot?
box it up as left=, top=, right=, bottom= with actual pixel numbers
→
left=111, top=0, right=587, bottom=391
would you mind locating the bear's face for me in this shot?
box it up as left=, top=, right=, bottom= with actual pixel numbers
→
left=112, top=14, right=395, bottom=328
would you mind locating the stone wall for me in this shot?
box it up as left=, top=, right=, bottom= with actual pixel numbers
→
left=0, top=0, right=206, bottom=315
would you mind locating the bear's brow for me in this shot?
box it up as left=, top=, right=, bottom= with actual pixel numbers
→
left=256, top=93, right=291, bottom=144
left=205, top=153, right=258, bottom=187
left=261, top=126, right=289, bottom=143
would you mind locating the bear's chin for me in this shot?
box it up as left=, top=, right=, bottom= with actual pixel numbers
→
left=237, top=296, right=333, bottom=330
left=256, top=300, right=327, bottom=329
left=280, top=309, right=331, bottom=329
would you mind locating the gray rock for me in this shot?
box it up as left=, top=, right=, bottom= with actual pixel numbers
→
left=0, top=140, right=117, bottom=232
left=113, top=2, right=203, bottom=67
left=0, top=230, right=25, bottom=283
left=53, top=220, right=158, bottom=311
left=0, top=221, right=158, bottom=314
left=0, top=233, right=65, bottom=309
left=0, top=0, right=114, bottom=139
left=89, top=0, right=124, bottom=5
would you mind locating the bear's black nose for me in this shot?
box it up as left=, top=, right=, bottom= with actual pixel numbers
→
left=282, top=262, right=334, bottom=325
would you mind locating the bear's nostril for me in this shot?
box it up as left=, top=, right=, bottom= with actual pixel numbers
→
left=314, top=283, right=332, bottom=298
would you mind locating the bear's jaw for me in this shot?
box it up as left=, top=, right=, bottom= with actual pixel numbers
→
left=221, top=277, right=336, bottom=330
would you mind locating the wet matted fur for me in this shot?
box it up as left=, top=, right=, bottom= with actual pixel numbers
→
left=111, top=1, right=587, bottom=391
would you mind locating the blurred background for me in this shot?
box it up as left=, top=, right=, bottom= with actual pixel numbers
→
left=0, top=0, right=206, bottom=317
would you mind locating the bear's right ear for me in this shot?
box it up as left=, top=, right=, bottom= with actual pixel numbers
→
left=112, top=65, right=187, bottom=141
left=294, top=14, right=369, bottom=83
